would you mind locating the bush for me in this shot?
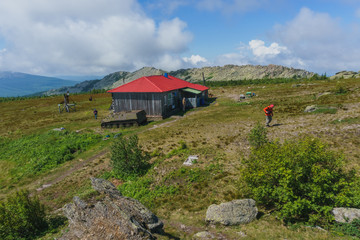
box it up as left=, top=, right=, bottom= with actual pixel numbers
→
left=111, top=135, right=150, bottom=179
left=248, top=122, right=268, bottom=149
left=242, top=134, right=358, bottom=225
left=0, top=190, right=48, bottom=240
left=333, top=219, right=360, bottom=237
left=333, top=83, right=348, bottom=95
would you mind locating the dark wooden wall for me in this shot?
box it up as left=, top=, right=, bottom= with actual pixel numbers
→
left=111, top=89, right=207, bottom=117
left=112, top=92, right=166, bottom=116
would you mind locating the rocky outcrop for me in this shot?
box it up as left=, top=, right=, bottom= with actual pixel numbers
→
left=330, top=71, right=360, bottom=80
left=111, top=67, right=163, bottom=89
left=205, top=199, right=258, bottom=226
left=332, top=207, right=360, bottom=223
left=42, top=67, right=163, bottom=96
left=41, top=64, right=314, bottom=96
left=60, top=177, right=163, bottom=240
left=171, top=64, right=313, bottom=82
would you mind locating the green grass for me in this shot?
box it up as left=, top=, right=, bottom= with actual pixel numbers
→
left=312, top=107, right=338, bottom=114
left=1, top=78, right=360, bottom=239
left=0, top=130, right=102, bottom=194
left=331, top=117, right=360, bottom=124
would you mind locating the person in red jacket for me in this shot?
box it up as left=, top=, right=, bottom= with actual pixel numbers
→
left=264, top=104, right=274, bottom=127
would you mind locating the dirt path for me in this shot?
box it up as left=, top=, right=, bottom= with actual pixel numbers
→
left=36, top=150, right=108, bottom=192
left=35, top=114, right=193, bottom=193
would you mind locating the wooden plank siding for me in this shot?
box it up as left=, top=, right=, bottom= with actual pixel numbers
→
left=111, top=89, right=207, bottom=118
left=112, top=92, right=165, bottom=116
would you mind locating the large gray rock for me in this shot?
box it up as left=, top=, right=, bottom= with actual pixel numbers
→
left=60, top=178, right=163, bottom=240
left=330, top=70, right=360, bottom=80
left=304, top=105, right=318, bottom=113
left=332, top=207, right=360, bottom=223
left=193, top=231, right=215, bottom=239
left=205, top=199, right=258, bottom=226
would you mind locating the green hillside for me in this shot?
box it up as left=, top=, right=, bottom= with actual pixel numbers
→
left=0, top=77, right=359, bottom=239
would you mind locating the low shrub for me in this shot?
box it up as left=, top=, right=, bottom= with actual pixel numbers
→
left=248, top=122, right=268, bottom=149
left=0, top=190, right=48, bottom=240
left=333, top=219, right=360, bottom=237
left=333, top=83, right=348, bottom=95
left=242, top=132, right=359, bottom=225
left=111, top=135, right=150, bottom=179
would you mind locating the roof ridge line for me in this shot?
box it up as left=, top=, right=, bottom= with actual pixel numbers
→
left=144, top=76, right=164, bottom=92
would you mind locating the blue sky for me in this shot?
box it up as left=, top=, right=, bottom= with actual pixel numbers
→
left=0, top=0, right=360, bottom=76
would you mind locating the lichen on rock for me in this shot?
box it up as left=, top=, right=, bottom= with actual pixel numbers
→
left=60, top=178, right=163, bottom=240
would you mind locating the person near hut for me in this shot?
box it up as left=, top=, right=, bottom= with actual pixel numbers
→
left=263, top=104, right=274, bottom=127
left=93, top=109, right=98, bottom=119
left=182, top=97, right=186, bottom=112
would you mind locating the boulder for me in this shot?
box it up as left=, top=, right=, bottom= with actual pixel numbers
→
left=193, top=231, right=215, bottom=239
left=205, top=199, right=257, bottom=226
left=304, top=105, right=317, bottom=113
left=60, top=178, right=163, bottom=240
left=332, top=207, right=360, bottom=223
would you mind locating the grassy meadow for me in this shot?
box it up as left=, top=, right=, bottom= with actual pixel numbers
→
left=0, top=77, right=360, bottom=239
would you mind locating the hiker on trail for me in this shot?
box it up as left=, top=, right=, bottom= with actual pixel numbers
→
left=182, top=97, right=186, bottom=112
left=264, top=104, right=274, bottom=127
left=93, top=109, right=98, bottom=119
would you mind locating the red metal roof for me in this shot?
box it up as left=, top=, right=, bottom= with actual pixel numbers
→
left=107, top=75, right=209, bottom=93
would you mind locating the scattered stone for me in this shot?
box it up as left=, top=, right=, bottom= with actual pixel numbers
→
left=60, top=178, right=163, bottom=240
left=53, top=127, right=65, bottom=131
left=193, top=231, right=215, bottom=239
left=205, top=199, right=258, bottom=226
left=183, top=155, right=199, bottom=166
left=304, top=105, right=318, bottom=113
left=315, top=226, right=327, bottom=232
left=332, top=207, right=360, bottom=223
left=36, top=184, right=52, bottom=191
left=237, top=231, right=247, bottom=237
left=317, top=92, right=331, bottom=98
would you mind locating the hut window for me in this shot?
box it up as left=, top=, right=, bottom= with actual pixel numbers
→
left=167, top=93, right=171, bottom=105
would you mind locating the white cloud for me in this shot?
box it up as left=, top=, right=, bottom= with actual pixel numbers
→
left=249, top=40, right=287, bottom=58
left=183, top=54, right=208, bottom=65
left=214, top=53, right=249, bottom=66
left=153, top=54, right=184, bottom=71
left=272, top=7, right=360, bottom=74
left=0, top=0, right=193, bottom=75
left=209, top=7, right=360, bottom=74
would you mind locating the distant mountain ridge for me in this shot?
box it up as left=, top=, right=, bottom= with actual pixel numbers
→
left=0, top=72, right=79, bottom=97
left=41, top=64, right=315, bottom=96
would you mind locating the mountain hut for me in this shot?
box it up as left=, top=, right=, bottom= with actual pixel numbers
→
left=107, top=74, right=209, bottom=118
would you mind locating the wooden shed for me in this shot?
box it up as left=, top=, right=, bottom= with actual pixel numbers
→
left=107, top=74, right=209, bottom=118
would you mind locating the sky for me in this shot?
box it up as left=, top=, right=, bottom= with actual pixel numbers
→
left=0, top=0, right=360, bottom=77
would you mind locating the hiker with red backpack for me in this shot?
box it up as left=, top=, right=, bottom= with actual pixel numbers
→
left=264, top=104, right=274, bottom=127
